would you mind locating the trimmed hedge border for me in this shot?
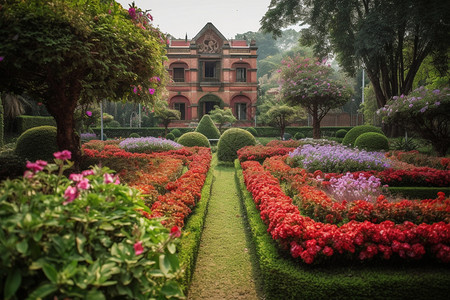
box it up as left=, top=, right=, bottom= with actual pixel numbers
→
left=16, top=115, right=56, bottom=133
left=234, top=160, right=450, bottom=300
left=251, top=126, right=353, bottom=138
left=177, top=155, right=216, bottom=292
left=388, top=187, right=450, bottom=199
left=91, top=127, right=194, bottom=139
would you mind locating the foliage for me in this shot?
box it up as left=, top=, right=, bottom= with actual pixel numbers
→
left=288, top=143, right=391, bottom=173
left=177, top=132, right=210, bottom=148
left=342, top=125, right=384, bottom=147
left=166, top=133, right=175, bottom=141
left=119, top=137, right=182, bottom=153
left=261, top=103, right=304, bottom=139
left=294, top=132, right=305, bottom=140
left=261, top=0, right=449, bottom=109
left=0, top=152, right=184, bottom=299
left=354, top=132, right=389, bottom=152
left=107, top=120, right=121, bottom=128
left=129, top=132, right=140, bottom=138
left=208, top=105, right=237, bottom=133
left=170, top=128, right=182, bottom=138
left=16, top=115, right=56, bottom=134
left=279, top=56, right=352, bottom=138
left=195, top=114, right=220, bottom=139
left=335, top=129, right=347, bottom=138
left=246, top=127, right=258, bottom=137
left=0, top=154, right=26, bottom=181
left=217, top=128, right=256, bottom=162
left=0, top=100, right=3, bottom=147
left=14, top=126, right=58, bottom=162
left=392, top=137, right=418, bottom=152
left=0, top=0, right=168, bottom=165
left=378, top=86, right=450, bottom=156
left=154, top=101, right=181, bottom=137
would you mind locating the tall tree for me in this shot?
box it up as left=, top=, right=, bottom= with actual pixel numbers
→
left=262, top=103, right=303, bottom=139
left=154, top=100, right=180, bottom=137
left=279, top=56, right=351, bottom=138
left=261, top=0, right=449, bottom=108
left=0, top=0, right=167, bottom=166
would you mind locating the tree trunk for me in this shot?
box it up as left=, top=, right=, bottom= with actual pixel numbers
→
left=312, top=104, right=320, bottom=139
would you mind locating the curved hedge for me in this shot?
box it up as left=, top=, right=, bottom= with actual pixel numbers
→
left=14, top=125, right=58, bottom=161
left=355, top=132, right=389, bottom=151
left=342, top=125, right=384, bottom=147
left=217, top=128, right=256, bottom=162
left=178, top=132, right=210, bottom=147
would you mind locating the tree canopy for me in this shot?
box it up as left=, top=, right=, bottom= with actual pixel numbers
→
left=208, top=105, right=237, bottom=133
left=0, top=0, right=167, bottom=166
left=261, top=0, right=449, bottom=108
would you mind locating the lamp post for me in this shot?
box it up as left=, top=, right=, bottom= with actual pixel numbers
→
left=100, top=99, right=104, bottom=141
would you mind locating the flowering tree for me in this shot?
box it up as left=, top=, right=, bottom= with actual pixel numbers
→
left=377, top=86, right=450, bottom=156
left=279, top=56, right=351, bottom=138
left=0, top=0, right=167, bottom=167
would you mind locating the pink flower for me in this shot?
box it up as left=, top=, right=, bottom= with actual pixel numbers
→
left=54, top=150, right=71, bottom=160
left=82, top=170, right=95, bottom=176
left=23, top=170, right=34, bottom=179
left=26, top=161, right=44, bottom=173
left=0, top=56, right=4, bottom=62
left=134, top=241, right=144, bottom=255
left=170, top=226, right=181, bottom=238
left=148, top=88, right=155, bottom=95
left=86, top=111, right=92, bottom=117
left=128, top=7, right=136, bottom=19
left=77, top=178, right=91, bottom=190
left=63, top=186, right=79, bottom=205
left=133, top=86, right=137, bottom=94
left=69, top=173, right=84, bottom=182
left=104, top=173, right=120, bottom=184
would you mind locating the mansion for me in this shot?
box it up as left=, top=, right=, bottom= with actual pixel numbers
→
left=165, top=23, right=258, bottom=126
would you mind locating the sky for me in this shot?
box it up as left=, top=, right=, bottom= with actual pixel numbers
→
left=116, top=0, right=274, bottom=39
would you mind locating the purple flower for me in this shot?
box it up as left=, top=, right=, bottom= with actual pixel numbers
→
left=54, top=150, right=71, bottom=160
left=148, top=88, right=155, bottom=95
left=133, top=86, right=138, bottom=94
left=0, top=56, right=4, bottom=62
left=128, top=7, right=136, bottom=19
left=409, top=104, right=413, bottom=108
left=86, top=111, right=92, bottom=117
left=63, top=186, right=79, bottom=205
left=432, top=89, right=440, bottom=94
left=420, top=106, right=428, bottom=113
left=435, top=101, right=441, bottom=106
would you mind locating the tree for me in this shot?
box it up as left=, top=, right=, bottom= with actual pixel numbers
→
left=0, top=0, right=167, bottom=167
left=208, top=105, right=237, bottom=133
left=261, top=0, right=449, bottom=109
left=279, top=56, right=351, bottom=138
left=154, top=100, right=180, bottom=137
left=378, top=86, right=450, bottom=156
left=262, top=103, right=303, bottom=139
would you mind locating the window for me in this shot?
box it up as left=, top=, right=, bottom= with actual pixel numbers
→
left=235, top=103, right=247, bottom=120
left=173, top=68, right=185, bottom=82
left=236, top=68, right=247, bottom=82
left=204, top=62, right=216, bottom=78
left=174, top=103, right=186, bottom=120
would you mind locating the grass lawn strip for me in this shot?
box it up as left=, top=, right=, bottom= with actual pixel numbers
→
left=187, top=161, right=261, bottom=299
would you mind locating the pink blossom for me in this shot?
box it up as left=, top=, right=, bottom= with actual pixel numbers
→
left=0, top=56, right=4, bottom=62
left=69, top=173, right=84, bottom=182
left=54, top=150, right=71, bottom=160
left=133, top=86, right=138, bottom=94
left=26, top=161, right=44, bottom=173
left=86, top=111, right=92, bottom=117
left=63, top=186, right=79, bottom=205
left=82, top=170, right=95, bottom=176
left=104, top=173, right=120, bottom=184
left=148, top=88, right=155, bottom=95
left=134, top=241, right=144, bottom=255
left=128, top=7, right=136, bottom=19
left=77, top=178, right=91, bottom=190
left=36, top=160, right=48, bottom=167
left=23, top=170, right=34, bottom=179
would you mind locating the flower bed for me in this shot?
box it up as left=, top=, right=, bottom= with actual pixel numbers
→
left=237, top=145, right=295, bottom=163
left=387, top=150, right=450, bottom=170
left=241, top=160, right=450, bottom=264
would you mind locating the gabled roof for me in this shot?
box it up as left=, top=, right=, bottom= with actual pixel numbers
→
left=170, top=40, right=190, bottom=47
left=192, top=22, right=228, bottom=42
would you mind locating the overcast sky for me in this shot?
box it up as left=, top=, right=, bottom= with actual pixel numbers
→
left=116, top=0, right=274, bottom=39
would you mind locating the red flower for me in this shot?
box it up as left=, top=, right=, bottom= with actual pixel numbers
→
left=134, top=241, right=144, bottom=255
left=170, top=226, right=181, bottom=238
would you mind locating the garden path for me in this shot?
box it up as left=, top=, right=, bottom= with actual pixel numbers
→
left=187, top=163, right=262, bottom=299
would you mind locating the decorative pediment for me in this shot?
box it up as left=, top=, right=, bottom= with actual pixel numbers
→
left=192, top=23, right=228, bottom=54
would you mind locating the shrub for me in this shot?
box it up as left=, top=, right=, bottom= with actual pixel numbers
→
left=355, top=132, right=390, bottom=151
left=0, top=154, right=184, bottom=299
left=246, top=127, right=258, bottom=137
left=342, top=125, right=384, bottom=147
left=335, top=129, right=348, bottom=138
left=107, top=120, right=121, bottom=127
left=129, top=132, right=140, bottom=138
left=14, top=125, right=58, bottom=161
left=170, top=128, right=182, bottom=137
left=283, top=133, right=292, bottom=140
left=177, top=132, right=210, bottom=147
left=294, top=132, right=305, bottom=140
left=217, top=128, right=256, bottom=162
left=0, top=154, right=26, bottom=181
left=195, top=115, right=220, bottom=139
left=16, top=115, right=56, bottom=134
left=166, top=132, right=176, bottom=141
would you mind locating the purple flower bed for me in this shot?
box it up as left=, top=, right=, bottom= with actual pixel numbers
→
left=119, top=137, right=182, bottom=153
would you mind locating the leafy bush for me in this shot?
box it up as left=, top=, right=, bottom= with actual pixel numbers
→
left=0, top=154, right=25, bottom=181
left=166, top=132, right=175, bottom=141
left=14, top=125, right=58, bottom=161
left=129, top=132, right=140, bottom=138
left=335, top=129, right=347, bottom=138
left=107, top=120, right=121, bottom=127
left=177, top=132, right=210, bottom=148
left=283, top=133, right=292, bottom=140
left=342, top=125, right=384, bottom=147
left=119, top=136, right=182, bottom=153
left=392, top=137, right=418, bottom=151
left=170, top=128, right=182, bottom=138
left=16, top=115, right=56, bottom=134
left=0, top=152, right=184, bottom=299
left=246, top=127, right=258, bottom=137
left=294, top=132, right=305, bottom=140
left=217, top=128, right=256, bottom=162
left=195, top=115, right=220, bottom=139
left=355, top=132, right=389, bottom=151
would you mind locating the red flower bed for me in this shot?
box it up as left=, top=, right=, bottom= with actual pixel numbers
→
left=387, top=150, right=450, bottom=170
left=241, top=160, right=450, bottom=264
left=237, top=145, right=295, bottom=163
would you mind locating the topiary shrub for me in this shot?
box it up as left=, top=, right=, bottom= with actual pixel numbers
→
left=246, top=127, right=258, bottom=137
left=336, top=129, right=348, bottom=138
left=195, top=115, right=220, bottom=139
left=178, top=132, right=210, bottom=147
left=170, top=128, right=182, bottom=138
left=108, top=120, right=121, bottom=128
left=283, top=133, right=292, bottom=140
left=342, top=125, right=384, bottom=147
left=14, top=125, right=58, bottom=161
left=129, top=132, right=140, bottom=138
left=166, top=132, right=175, bottom=141
left=355, top=132, right=389, bottom=151
left=217, top=128, right=256, bottom=162
left=294, top=132, right=305, bottom=140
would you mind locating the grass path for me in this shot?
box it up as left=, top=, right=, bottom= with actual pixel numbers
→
left=187, top=163, right=262, bottom=300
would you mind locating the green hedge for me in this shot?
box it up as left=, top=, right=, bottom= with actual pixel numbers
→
left=16, top=115, right=56, bottom=134
left=253, top=126, right=353, bottom=138
left=0, top=101, right=4, bottom=147
left=177, top=155, right=215, bottom=293
left=91, top=127, right=194, bottom=139
left=234, top=160, right=450, bottom=300
left=388, top=187, right=450, bottom=199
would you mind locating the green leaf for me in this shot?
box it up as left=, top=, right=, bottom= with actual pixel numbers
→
left=33, top=230, right=43, bottom=242
left=159, top=254, right=170, bottom=276
left=42, top=264, right=58, bottom=284
left=161, top=281, right=184, bottom=297
left=167, top=242, right=176, bottom=254
left=16, top=239, right=28, bottom=254
left=86, top=289, right=106, bottom=300
left=26, top=283, right=58, bottom=300
left=62, top=260, right=78, bottom=278
left=167, top=253, right=180, bottom=270
left=4, top=269, right=21, bottom=300
left=76, top=233, right=86, bottom=254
